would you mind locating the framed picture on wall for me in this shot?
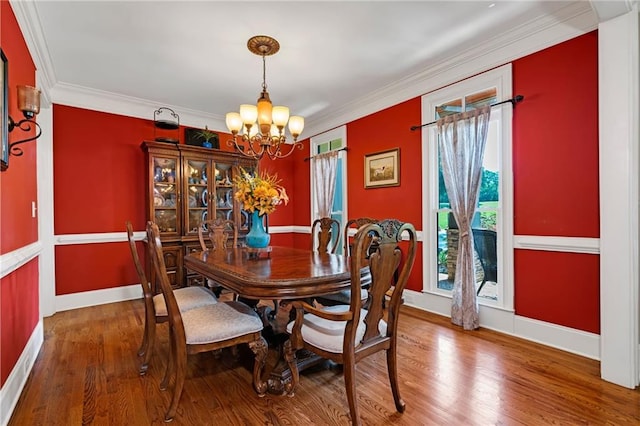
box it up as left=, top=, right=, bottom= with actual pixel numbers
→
left=1, top=49, right=8, bottom=171
left=364, top=148, right=400, bottom=189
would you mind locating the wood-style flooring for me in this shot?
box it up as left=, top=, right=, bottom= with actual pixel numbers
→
left=8, top=299, right=640, bottom=425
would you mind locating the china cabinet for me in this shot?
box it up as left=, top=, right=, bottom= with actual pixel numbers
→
left=142, top=141, right=256, bottom=291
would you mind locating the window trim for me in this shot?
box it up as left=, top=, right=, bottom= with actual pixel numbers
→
left=310, top=126, right=348, bottom=252
left=420, top=64, right=514, bottom=311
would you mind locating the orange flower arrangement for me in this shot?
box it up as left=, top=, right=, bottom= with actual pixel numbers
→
left=233, top=168, right=289, bottom=216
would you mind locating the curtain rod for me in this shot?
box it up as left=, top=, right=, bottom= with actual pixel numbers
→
left=303, top=147, right=348, bottom=162
left=409, top=94, right=524, bottom=132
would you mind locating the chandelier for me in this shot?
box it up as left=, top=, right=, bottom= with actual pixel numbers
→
left=225, top=35, right=304, bottom=160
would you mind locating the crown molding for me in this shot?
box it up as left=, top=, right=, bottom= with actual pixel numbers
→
left=50, top=83, right=228, bottom=131
left=590, top=0, right=635, bottom=22
left=9, top=0, right=56, bottom=107
left=304, top=1, right=598, bottom=138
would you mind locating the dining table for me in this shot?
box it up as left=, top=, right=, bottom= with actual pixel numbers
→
left=184, top=245, right=369, bottom=394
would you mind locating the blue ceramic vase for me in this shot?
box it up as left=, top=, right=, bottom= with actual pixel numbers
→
left=246, top=210, right=270, bottom=248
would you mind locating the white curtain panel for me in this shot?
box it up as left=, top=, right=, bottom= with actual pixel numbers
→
left=437, top=106, right=491, bottom=330
left=312, top=151, right=339, bottom=218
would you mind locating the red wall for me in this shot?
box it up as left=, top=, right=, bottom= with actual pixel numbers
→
left=346, top=99, right=423, bottom=227
left=512, top=32, right=599, bottom=333
left=1, top=260, right=39, bottom=385
left=344, top=99, right=423, bottom=291
left=513, top=32, right=599, bottom=237
left=1, top=2, right=39, bottom=387
left=514, top=250, right=599, bottom=333
left=1, top=1, right=38, bottom=253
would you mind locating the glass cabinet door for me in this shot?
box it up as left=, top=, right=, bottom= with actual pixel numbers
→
left=184, top=159, right=210, bottom=236
left=214, top=162, right=235, bottom=223
left=152, top=156, right=179, bottom=235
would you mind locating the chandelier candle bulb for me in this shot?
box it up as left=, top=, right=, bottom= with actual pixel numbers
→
left=288, top=116, right=305, bottom=139
left=240, top=104, right=258, bottom=126
left=272, top=106, right=290, bottom=127
left=225, top=113, right=242, bottom=133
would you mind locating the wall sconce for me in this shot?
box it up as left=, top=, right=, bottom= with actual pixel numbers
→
left=8, top=85, right=42, bottom=156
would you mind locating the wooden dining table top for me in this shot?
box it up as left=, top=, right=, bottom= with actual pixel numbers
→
left=184, top=246, right=365, bottom=300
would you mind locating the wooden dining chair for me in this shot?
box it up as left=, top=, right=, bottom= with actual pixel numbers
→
left=284, top=219, right=417, bottom=426
left=315, top=217, right=377, bottom=306
left=146, top=221, right=268, bottom=422
left=125, top=221, right=217, bottom=375
left=197, top=218, right=239, bottom=298
left=343, top=217, right=378, bottom=256
left=198, top=218, right=238, bottom=252
left=310, top=217, right=340, bottom=254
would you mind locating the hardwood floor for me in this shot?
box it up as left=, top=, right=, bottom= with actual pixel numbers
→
left=8, top=299, right=640, bottom=425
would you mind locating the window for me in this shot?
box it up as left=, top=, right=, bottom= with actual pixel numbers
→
left=311, top=126, right=347, bottom=253
left=421, top=65, right=513, bottom=309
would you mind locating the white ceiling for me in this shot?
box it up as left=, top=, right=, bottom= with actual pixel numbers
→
left=16, top=1, right=605, bottom=137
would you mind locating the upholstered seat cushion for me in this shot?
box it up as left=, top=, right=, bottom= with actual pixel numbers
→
left=153, top=286, right=217, bottom=317
left=286, top=305, right=386, bottom=353
left=182, top=301, right=263, bottom=344
left=317, top=288, right=368, bottom=305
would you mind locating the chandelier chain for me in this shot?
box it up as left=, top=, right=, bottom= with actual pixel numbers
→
left=262, top=54, right=267, bottom=92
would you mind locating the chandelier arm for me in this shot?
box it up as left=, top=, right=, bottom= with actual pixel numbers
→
left=248, top=135, right=267, bottom=158
left=267, top=141, right=303, bottom=160
left=227, top=136, right=260, bottom=160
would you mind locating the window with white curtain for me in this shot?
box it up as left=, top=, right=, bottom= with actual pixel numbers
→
left=311, top=126, right=347, bottom=254
left=421, top=65, right=514, bottom=309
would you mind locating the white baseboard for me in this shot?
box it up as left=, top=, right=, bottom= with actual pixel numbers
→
left=55, top=284, right=141, bottom=313
left=512, top=315, right=600, bottom=360
left=403, top=289, right=600, bottom=360
left=0, top=320, right=43, bottom=426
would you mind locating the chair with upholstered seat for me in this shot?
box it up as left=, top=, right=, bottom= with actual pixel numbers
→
left=147, top=221, right=268, bottom=422
left=198, top=218, right=238, bottom=297
left=315, top=217, right=377, bottom=306
left=125, top=221, right=218, bottom=375
left=284, top=219, right=417, bottom=426
left=343, top=217, right=378, bottom=256
left=310, top=217, right=340, bottom=254
left=198, top=218, right=238, bottom=252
